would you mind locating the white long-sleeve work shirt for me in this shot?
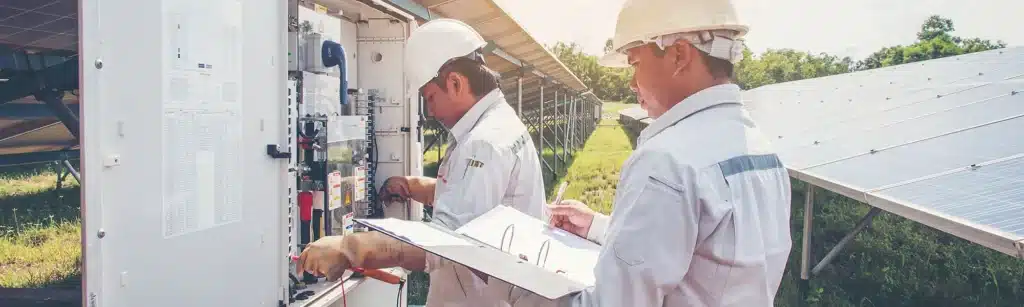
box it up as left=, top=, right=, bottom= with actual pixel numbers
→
left=423, top=88, right=548, bottom=307
left=500, top=84, right=792, bottom=307
left=572, top=84, right=792, bottom=307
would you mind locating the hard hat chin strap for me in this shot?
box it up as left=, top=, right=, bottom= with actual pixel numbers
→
left=656, top=30, right=746, bottom=64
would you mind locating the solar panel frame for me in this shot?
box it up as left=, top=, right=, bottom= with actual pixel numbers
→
left=0, top=0, right=78, bottom=52
left=745, top=46, right=1024, bottom=259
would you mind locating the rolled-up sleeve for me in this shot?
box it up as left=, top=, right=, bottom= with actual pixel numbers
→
left=567, top=155, right=700, bottom=307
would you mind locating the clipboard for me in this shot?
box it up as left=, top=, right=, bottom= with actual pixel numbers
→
left=354, top=209, right=595, bottom=300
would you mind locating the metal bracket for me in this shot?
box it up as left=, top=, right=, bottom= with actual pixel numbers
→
left=810, top=207, right=883, bottom=275
left=266, top=144, right=291, bottom=159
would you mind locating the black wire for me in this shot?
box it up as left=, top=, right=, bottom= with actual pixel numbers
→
left=396, top=280, right=405, bottom=307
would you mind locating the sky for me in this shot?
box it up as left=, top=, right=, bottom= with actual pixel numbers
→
left=492, top=0, right=1024, bottom=61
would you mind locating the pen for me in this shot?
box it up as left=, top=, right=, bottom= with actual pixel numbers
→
left=548, top=181, right=569, bottom=225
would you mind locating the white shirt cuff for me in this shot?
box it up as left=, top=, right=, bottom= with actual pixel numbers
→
left=585, top=213, right=611, bottom=245
left=424, top=252, right=443, bottom=274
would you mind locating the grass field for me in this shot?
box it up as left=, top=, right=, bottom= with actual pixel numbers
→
left=0, top=164, right=81, bottom=289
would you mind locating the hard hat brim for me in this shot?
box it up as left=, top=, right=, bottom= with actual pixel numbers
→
left=598, top=52, right=630, bottom=68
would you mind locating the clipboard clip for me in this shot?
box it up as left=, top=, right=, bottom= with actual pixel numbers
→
left=536, top=239, right=551, bottom=268
left=500, top=224, right=515, bottom=253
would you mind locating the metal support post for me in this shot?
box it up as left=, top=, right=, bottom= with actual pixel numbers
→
left=36, top=89, right=80, bottom=140
left=62, top=160, right=81, bottom=184
left=561, top=92, right=568, bottom=165
left=811, top=207, right=883, bottom=275
left=539, top=83, right=545, bottom=158
left=517, top=74, right=523, bottom=117
left=553, top=90, right=559, bottom=172
left=800, top=185, right=815, bottom=281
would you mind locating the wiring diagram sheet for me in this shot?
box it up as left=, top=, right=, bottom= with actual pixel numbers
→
left=160, top=0, right=244, bottom=238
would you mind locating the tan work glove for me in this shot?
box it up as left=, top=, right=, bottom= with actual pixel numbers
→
left=296, top=235, right=359, bottom=281
left=297, top=232, right=427, bottom=281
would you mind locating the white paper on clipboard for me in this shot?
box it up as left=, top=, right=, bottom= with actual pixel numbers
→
left=355, top=212, right=593, bottom=300
left=455, top=205, right=601, bottom=287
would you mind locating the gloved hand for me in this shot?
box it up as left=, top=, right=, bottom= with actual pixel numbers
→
left=297, top=232, right=427, bottom=280
left=379, top=176, right=435, bottom=206
left=548, top=199, right=596, bottom=238
left=296, top=235, right=358, bottom=281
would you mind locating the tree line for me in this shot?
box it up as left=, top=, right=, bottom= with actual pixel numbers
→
left=549, top=15, right=1007, bottom=101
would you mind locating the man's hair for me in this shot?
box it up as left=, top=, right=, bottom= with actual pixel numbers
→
left=652, top=43, right=734, bottom=80
left=434, top=56, right=501, bottom=98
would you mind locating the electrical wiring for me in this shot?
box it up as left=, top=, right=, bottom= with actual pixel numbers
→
left=340, top=276, right=347, bottom=307
left=396, top=279, right=405, bottom=307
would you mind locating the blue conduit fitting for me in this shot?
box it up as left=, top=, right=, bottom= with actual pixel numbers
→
left=321, top=40, right=349, bottom=105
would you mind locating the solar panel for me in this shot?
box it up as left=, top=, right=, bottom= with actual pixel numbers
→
left=744, top=46, right=1024, bottom=258
left=0, top=0, right=78, bottom=52
left=876, top=157, right=1024, bottom=238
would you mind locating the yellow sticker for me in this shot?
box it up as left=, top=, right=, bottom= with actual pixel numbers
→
left=314, top=3, right=328, bottom=14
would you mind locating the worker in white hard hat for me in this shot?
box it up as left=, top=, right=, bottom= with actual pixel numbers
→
left=296, top=18, right=548, bottom=306
left=496, top=0, right=794, bottom=306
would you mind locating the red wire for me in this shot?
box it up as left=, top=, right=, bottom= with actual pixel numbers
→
left=341, top=277, right=347, bottom=307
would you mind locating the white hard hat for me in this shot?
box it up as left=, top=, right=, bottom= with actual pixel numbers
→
left=404, top=18, right=488, bottom=93
left=600, top=0, right=749, bottom=68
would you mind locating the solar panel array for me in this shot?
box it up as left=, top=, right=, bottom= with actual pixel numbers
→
left=0, top=0, right=79, bottom=163
left=743, top=47, right=1024, bottom=257
left=0, top=0, right=78, bottom=52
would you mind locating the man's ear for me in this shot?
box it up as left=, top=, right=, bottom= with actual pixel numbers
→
left=672, top=41, right=693, bottom=77
left=449, top=72, right=472, bottom=98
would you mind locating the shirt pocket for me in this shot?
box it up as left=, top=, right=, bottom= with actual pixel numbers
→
left=611, top=176, right=682, bottom=268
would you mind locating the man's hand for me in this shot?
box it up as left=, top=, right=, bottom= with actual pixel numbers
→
left=548, top=199, right=597, bottom=238
left=297, top=232, right=427, bottom=279
left=296, top=236, right=357, bottom=281
left=379, top=176, right=436, bottom=206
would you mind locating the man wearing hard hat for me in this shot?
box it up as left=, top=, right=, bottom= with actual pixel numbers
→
left=296, top=18, right=548, bottom=306
left=533, top=0, right=793, bottom=306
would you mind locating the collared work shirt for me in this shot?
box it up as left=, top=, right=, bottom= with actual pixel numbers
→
left=497, top=84, right=789, bottom=307
left=424, top=88, right=548, bottom=306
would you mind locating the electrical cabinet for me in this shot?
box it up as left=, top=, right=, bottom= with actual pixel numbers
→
left=82, top=0, right=422, bottom=306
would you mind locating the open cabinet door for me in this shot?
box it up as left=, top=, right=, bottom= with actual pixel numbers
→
left=80, top=0, right=289, bottom=306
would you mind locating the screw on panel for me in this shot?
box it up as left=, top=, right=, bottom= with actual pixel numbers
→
left=1012, top=91, right=1019, bottom=96
left=813, top=141, right=820, bottom=145
left=869, top=149, right=877, bottom=154
left=978, top=72, right=984, bottom=76
left=97, top=229, right=106, bottom=238
left=94, top=59, right=103, bottom=69
left=937, top=94, right=943, bottom=98
left=969, top=164, right=980, bottom=170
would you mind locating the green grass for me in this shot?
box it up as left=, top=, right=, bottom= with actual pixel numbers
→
left=0, top=163, right=82, bottom=289
left=547, top=102, right=634, bottom=214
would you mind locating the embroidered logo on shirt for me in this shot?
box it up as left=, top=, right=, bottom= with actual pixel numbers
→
left=462, top=158, right=484, bottom=180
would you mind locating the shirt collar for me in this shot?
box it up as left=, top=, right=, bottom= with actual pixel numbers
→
left=448, top=88, right=505, bottom=140
left=638, top=83, right=743, bottom=145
